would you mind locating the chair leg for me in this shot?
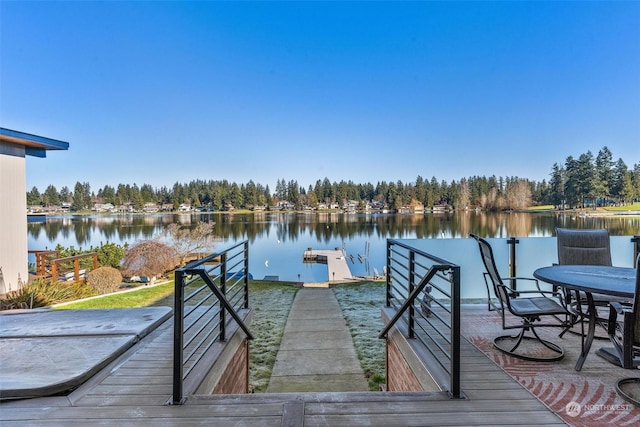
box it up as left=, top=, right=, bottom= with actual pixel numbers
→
left=494, top=326, right=564, bottom=362
left=616, top=378, right=640, bottom=408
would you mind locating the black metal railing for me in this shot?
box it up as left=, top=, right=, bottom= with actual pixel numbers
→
left=633, top=235, right=640, bottom=266
left=379, top=239, right=461, bottom=399
left=172, top=241, right=253, bottom=405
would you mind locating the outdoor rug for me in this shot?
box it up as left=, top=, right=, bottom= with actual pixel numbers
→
left=461, top=306, right=640, bottom=427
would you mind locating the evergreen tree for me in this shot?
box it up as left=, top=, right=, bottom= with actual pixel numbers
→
left=26, top=186, right=42, bottom=206
left=72, top=181, right=90, bottom=211
left=595, top=147, right=614, bottom=205
left=43, top=184, right=60, bottom=206
left=548, top=163, right=565, bottom=208
left=59, top=186, right=72, bottom=203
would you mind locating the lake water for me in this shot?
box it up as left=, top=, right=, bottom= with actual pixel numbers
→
left=28, top=211, right=640, bottom=299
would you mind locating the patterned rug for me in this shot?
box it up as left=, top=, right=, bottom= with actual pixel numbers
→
left=461, top=308, right=640, bottom=427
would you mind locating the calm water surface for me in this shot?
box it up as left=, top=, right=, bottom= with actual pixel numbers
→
left=28, top=211, right=640, bottom=297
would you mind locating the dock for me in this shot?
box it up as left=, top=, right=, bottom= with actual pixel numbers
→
left=303, top=248, right=354, bottom=283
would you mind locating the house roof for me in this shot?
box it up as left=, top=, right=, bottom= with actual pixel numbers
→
left=0, top=128, right=69, bottom=158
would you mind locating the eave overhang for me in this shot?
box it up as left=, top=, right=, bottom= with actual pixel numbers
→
left=0, top=127, right=70, bottom=158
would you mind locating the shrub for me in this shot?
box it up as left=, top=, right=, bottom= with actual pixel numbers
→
left=0, top=278, right=97, bottom=310
left=0, top=287, right=48, bottom=310
left=95, top=242, right=128, bottom=268
left=121, top=240, right=178, bottom=278
left=87, top=266, right=123, bottom=294
left=53, top=242, right=128, bottom=269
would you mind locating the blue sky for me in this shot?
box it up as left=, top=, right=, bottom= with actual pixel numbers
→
left=2, top=1, right=639, bottom=193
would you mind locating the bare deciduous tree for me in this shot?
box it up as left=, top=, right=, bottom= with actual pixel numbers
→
left=162, top=222, right=217, bottom=266
left=506, top=179, right=533, bottom=210
left=121, top=240, right=178, bottom=278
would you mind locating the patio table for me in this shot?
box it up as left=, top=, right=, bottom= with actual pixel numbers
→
left=533, top=265, right=636, bottom=371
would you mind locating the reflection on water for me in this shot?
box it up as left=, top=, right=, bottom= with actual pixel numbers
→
left=28, top=211, right=640, bottom=286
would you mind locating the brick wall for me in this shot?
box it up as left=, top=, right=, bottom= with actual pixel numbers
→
left=386, top=337, right=423, bottom=392
left=212, top=339, right=249, bottom=394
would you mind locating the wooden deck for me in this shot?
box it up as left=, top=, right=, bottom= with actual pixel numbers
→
left=0, top=315, right=566, bottom=426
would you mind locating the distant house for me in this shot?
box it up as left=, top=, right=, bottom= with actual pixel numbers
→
left=178, top=204, right=192, bottom=212
left=273, top=201, right=294, bottom=211
left=143, top=202, right=159, bottom=213
left=343, top=200, right=358, bottom=213
left=0, top=128, right=69, bottom=293
left=411, top=202, right=425, bottom=214
left=115, top=204, right=133, bottom=213
left=93, top=203, right=116, bottom=212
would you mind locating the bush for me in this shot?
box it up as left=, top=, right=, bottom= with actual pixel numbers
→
left=87, top=266, right=123, bottom=294
left=121, top=240, right=178, bottom=278
left=53, top=242, right=128, bottom=269
left=95, top=242, right=128, bottom=268
left=0, top=278, right=97, bottom=310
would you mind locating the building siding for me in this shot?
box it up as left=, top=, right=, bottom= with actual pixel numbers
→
left=0, top=147, right=28, bottom=293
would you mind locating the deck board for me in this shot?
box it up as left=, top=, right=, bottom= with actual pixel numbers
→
left=0, top=316, right=567, bottom=426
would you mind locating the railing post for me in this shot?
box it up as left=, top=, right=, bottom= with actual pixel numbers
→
left=220, top=253, right=227, bottom=342
left=51, top=261, right=58, bottom=280
left=507, top=237, right=519, bottom=290
left=385, top=241, right=392, bottom=307
left=632, top=236, right=640, bottom=267
left=243, top=241, right=250, bottom=309
left=450, top=265, right=461, bottom=399
left=408, top=251, right=415, bottom=339
left=172, top=269, right=185, bottom=405
left=74, top=259, right=80, bottom=281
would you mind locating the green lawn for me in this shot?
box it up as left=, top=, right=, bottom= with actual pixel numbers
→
left=528, top=203, right=640, bottom=212
left=54, top=282, right=175, bottom=309
left=605, top=202, right=640, bottom=211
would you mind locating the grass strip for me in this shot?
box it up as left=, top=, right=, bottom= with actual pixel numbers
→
left=54, top=282, right=175, bottom=309
left=333, top=281, right=386, bottom=391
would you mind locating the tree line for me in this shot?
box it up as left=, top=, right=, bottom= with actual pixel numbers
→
left=27, top=146, right=639, bottom=212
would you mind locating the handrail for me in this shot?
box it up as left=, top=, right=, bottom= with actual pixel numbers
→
left=53, top=252, right=98, bottom=281
left=379, top=268, right=439, bottom=339
left=172, top=240, right=253, bottom=405
left=380, top=238, right=461, bottom=399
left=28, top=250, right=97, bottom=282
left=28, top=250, right=59, bottom=277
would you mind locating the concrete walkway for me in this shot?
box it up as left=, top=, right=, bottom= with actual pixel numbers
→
left=267, top=287, right=369, bottom=393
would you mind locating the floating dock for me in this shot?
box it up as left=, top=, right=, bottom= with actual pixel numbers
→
left=303, top=248, right=354, bottom=284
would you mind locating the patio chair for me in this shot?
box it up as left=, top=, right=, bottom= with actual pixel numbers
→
left=556, top=228, right=621, bottom=338
left=470, top=234, right=571, bottom=361
left=596, top=255, right=640, bottom=407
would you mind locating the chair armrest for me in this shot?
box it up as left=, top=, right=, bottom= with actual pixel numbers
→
left=501, top=277, right=539, bottom=285
left=611, top=302, right=626, bottom=315
left=607, top=302, right=633, bottom=334
left=501, top=277, right=545, bottom=295
left=499, top=285, right=564, bottom=301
